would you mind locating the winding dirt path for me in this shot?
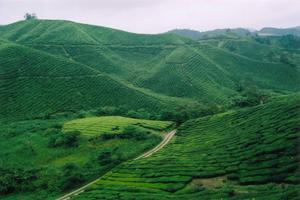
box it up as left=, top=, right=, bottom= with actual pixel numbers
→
left=134, top=129, right=176, bottom=160
left=56, top=129, right=176, bottom=200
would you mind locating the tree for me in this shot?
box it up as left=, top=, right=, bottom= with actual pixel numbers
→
left=97, top=149, right=113, bottom=165
left=233, top=86, right=267, bottom=107
left=48, top=131, right=80, bottom=148
left=60, top=163, right=85, bottom=191
left=24, top=13, right=37, bottom=20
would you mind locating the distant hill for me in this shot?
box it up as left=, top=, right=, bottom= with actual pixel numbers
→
left=166, top=29, right=203, bottom=40
left=168, top=28, right=253, bottom=40
left=169, top=26, right=300, bottom=40
left=257, top=27, right=300, bottom=36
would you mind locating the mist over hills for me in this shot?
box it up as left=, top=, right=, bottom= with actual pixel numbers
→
left=168, top=26, right=300, bottom=40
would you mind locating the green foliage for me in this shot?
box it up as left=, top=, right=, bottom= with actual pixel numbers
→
left=160, top=103, right=224, bottom=124
left=48, top=131, right=80, bottom=148
left=0, top=168, right=38, bottom=195
left=97, top=149, right=113, bottom=166
left=60, top=163, right=85, bottom=191
left=98, top=126, right=150, bottom=141
left=233, top=86, right=268, bottom=107
left=121, top=125, right=150, bottom=140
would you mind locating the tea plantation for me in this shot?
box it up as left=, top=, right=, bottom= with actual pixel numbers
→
left=1, top=20, right=300, bottom=120
left=74, top=95, right=300, bottom=200
left=0, top=42, right=185, bottom=119
left=0, top=19, right=299, bottom=200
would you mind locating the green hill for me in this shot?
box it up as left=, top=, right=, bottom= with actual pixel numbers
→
left=207, top=38, right=300, bottom=67
left=0, top=20, right=191, bottom=45
left=194, top=43, right=300, bottom=91
left=74, top=94, right=300, bottom=200
left=1, top=20, right=299, bottom=120
left=0, top=42, right=184, bottom=119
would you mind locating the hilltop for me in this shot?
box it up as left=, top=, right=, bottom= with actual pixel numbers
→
left=0, top=20, right=190, bottom=45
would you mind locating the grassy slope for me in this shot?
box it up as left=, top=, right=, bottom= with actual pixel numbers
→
left=0, top=42, right=187, bottom=119
left=195, top=43, right=300, bottom=91
left=0, top=20, right=190, bottom=45
left=0, top=116, right=173, bottom=199
left=64, top=116, right=173, bottom=137
left=74, top=95, right=300, bottom=200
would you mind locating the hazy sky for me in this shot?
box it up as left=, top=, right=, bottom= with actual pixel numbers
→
left=0, top=0, right=299, bottom=33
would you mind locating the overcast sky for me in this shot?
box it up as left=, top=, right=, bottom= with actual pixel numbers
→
left=0, top=0, right=299, bottom=33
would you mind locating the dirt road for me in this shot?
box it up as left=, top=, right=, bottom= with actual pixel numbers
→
left=134, top=129, right=176, bottom=160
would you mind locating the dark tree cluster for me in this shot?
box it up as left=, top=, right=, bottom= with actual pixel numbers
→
left=24, top=13, right=37, bottom=20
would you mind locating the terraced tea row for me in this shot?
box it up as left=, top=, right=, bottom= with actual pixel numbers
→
left=74, top=95, right=300, bottom=199
left=64, top=116, right=174, bottom=137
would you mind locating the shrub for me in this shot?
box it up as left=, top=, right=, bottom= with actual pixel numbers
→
left=60, top=163, right=85, bottom=191
left=97, top=149, right=113, bottom=165
left=48, top=131, right=80, bottom=148
left=44, top=128, right=61, bottom=136
left=0, top=168, right=38, bottom=194
left=233, top=86, right=268, bottom=107
left=99, top=126, right=150, bottom=141
left=121, top=126, right=149, bottom=140
left=99, top=133, right=115, bottom=140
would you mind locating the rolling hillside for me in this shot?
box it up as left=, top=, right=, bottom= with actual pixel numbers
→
left=74, top=94, right=300, bottom=200
left=0, top=42, right=183, bottom=119
left=1, top=20, right=300, bottom=120
left=207, top=38, right=300, bottom=67
left=0, top=20, right=191, bottom=45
